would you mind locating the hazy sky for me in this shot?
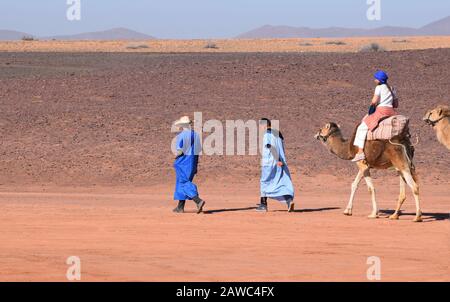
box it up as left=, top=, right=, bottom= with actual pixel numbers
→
left=1, top=0, right=449, bottom=38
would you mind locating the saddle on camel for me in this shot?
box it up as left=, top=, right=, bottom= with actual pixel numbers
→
left=366, top=115, right=410, bottom=141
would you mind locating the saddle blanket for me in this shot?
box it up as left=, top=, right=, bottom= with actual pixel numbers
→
left=367, top=115, right=409, bottom=140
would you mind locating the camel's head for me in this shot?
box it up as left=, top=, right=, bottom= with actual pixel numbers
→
left=423, top=105, right=450, bottom=127
left=315, top=122, right=341, bottom=143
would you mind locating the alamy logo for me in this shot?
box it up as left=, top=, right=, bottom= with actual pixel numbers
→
left=66, top=256, right=81, bottom=281
left=67, top=0, right=81, bottom=21
left=366, top=256, right=381, bottom=280
left=367, top=0, right=381, bottom=21
left=170, top=112, right=280, bottom=157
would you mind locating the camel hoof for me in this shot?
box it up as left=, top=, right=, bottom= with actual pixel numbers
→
left=413, top=216, right=423, bottom=223
left=389, top=214, right=399, bottom=220
left=343, top=209, right=352, bottom=216
left=368, top=214, right=379, bottom=219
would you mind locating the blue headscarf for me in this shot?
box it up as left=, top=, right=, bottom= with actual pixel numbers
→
left=374, top=70, right=388, bottom=84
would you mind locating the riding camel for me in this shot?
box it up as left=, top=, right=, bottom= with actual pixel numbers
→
left=315, top=122, right=422, bottom=222
left=423, top=105, right=450, bottom=150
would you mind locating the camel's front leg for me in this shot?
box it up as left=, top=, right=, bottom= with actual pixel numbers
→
left=344, top=169, right=364, bottom=216
left=389, top=175, right=406, bottom=220
left=363, top=172, right=378, bottom=219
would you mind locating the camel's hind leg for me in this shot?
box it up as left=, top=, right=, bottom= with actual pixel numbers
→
left=401, top=168, right=422, bottom=222
left=344, top=169, right=364, bottom=216
left=389, top=145, right=422, bottom=222
left=389, top=174, right=406, bottom=220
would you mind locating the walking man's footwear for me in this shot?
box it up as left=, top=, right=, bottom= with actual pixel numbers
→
left=173, top=200, right=186, bottom=213
left=256, top=203, right=268, bottom=212
left=257, top=197, right=268, bottom=212
left=193, top=196, right=205, bottom=214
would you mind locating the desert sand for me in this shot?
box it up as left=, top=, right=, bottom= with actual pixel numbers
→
left=0, top=48, right=448, bottom=281
left=0, top=178, right=448, bottom=282
left=0, top=36, right=450, bottom=53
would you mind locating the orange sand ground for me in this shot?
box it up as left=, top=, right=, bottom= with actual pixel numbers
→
left=1, top=36, right=450, bottom=53
left=0, top=176, right=448, bottom=282
left=0, top=43, right=448, bottom=282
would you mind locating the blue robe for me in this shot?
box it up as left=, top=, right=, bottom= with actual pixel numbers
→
left=260, top=130, right=294, bottom=201
left=173, top=129, right=201, bottom=201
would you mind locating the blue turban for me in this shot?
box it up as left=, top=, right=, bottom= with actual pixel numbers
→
left=374, top=70, right=388, bottom=84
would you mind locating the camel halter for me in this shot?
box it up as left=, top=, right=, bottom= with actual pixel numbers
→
left=317, top=128, right=340, bottom=142
left=424, top=112, right=446, bottom=127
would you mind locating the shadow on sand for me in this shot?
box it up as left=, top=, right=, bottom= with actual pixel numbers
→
left=203, top=207, right=257, bottom=214
left=380, top=209, right=449, bottom=222
left=203, top=206, right=340, bottom=214
left=273, top=207, right=340, bottom=213
left=204, top=207, right=342, bottom=214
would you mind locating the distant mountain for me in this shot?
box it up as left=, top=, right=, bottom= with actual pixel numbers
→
left=236, top=16, right=450, bottom=38
left=42, top=28, right=155, bottom=40
left=1, top=16, right=449, bottom=41
left=420, top=16, right=450, bottom=35
left=0, top=30, right=33, bottom=41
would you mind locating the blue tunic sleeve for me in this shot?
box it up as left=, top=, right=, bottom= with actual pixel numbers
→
left=176, top=133, right=184, bottom=151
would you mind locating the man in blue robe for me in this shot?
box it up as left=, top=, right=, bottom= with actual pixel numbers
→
left=172, top=116, right=206, bottom=214
left=257, top=118, right=295, bottom=212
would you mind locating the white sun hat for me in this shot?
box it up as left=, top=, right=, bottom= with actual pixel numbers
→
left=174, top=116, right=193, bottom=127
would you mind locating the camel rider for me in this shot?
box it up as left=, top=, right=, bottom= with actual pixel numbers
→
left=172, top=116, right=206, bottom=214
left=352, top=70, right=398, bottom=162
left=257, top=118, right=295, bottom=212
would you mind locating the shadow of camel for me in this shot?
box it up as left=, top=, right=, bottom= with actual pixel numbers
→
left=273, top=207, right=340, bottom=213
left=203, top=207, right=257, bottom=214
left=380, top=209, right=449, bottom=222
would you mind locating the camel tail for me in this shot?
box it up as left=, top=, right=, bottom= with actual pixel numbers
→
left=396, top=138, right=419, bottom=183
left=389, top=136, right=416, bottom=171
left=405, top=138, right=419, bottom=183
